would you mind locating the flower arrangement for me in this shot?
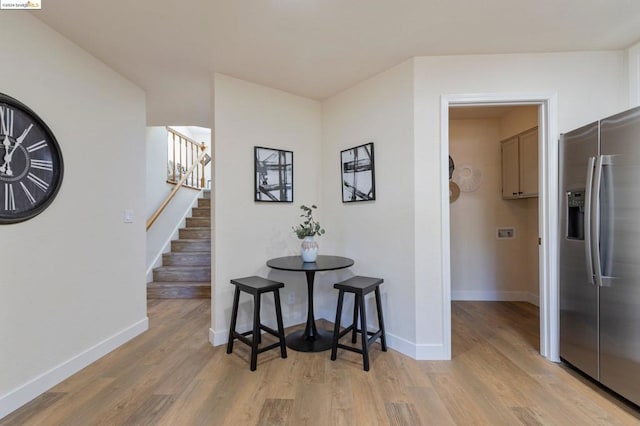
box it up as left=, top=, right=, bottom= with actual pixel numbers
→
left=292, top=204, right=325, bottom=239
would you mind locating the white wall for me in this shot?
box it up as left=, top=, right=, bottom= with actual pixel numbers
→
left=414, top=51, right=627, bottom=356
left=0, top=13, right=147, bottom=418
left=145, top=127, right=201, bottom=279
left=210, top=74, right=323, bottom=344
left=321, top=60, right=417, bottom=356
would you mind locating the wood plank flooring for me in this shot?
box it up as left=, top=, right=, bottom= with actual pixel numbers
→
left=3, top=300, right=639, bottom=425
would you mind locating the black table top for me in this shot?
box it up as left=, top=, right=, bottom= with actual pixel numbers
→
left=266, top=255, right=354, bottom=272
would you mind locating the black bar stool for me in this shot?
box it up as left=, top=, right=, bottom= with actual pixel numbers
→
left=227, top=276, right=287, bottom=371
left=330, top=276, right=386, bottom=371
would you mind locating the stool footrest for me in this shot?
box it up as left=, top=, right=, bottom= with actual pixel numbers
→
left=338, top=324, right=355, bottom=339
left=366, top=330, right=382, bottom=347
left=257, top=342, right=282, bottom=354
left=336, top=343, right=365, bottom=355
left=234, top=332, right=253, bottom=347
left=260, top=324, right=280, bottom=338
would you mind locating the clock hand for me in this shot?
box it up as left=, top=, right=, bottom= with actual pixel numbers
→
left=0, top=124, right=33, bottom=176
left=11, top=123, right=33, bottom=151
left=0, top=134, right=10, bottom=173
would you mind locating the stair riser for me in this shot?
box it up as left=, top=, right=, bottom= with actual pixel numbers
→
left=191, top=208, right=210, bottom=217
left=186, top=217, right=210, bottom=228
left=154, top=269, right=211, bottom=282
left=202, top=191, right=211, bottom=199
left=163, top=253, right=211, bottom=266
left=179, top=228, right=211, bottom=239
left=198, top=198, right=210, bottom=208
left=171, top=240, right=210, bottom=252
left=148, top=286, right=210, bottom=299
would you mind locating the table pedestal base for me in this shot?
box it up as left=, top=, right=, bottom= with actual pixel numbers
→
left=286, top=329, right=333, bottom=352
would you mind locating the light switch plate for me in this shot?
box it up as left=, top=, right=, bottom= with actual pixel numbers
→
left=123, top=209, right=134, bottom=223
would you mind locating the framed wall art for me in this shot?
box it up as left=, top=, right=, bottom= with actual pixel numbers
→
left=254, top=146, right=293, bottom=202
left=341, top=142, right=375, bottom=203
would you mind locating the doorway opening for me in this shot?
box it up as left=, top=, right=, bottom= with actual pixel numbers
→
left=440, top=93, right=559, bottom=362
left=448, top=105, right=540, bottom=353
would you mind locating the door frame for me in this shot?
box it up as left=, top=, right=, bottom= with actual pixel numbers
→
left=440, top=92, right=560, bottom=361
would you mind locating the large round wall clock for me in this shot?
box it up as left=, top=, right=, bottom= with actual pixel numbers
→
left=0, top=93, right=63, bottom=224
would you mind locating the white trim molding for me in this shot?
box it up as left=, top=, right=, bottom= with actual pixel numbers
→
left=441, top=92, right=559, bottom=363
left=0, top=317, right=149, bottom=419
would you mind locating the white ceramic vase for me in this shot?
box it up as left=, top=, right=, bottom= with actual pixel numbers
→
left=300, top=236, right=319, bottom=262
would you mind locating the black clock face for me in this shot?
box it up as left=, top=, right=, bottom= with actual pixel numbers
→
left=0, top=93, right=63, bottom=224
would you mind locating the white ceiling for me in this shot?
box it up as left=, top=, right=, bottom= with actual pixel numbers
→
left=33, top=1, right=640, bottom=125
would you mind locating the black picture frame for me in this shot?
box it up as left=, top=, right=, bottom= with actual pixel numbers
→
left=341, top=142, right=375, bottom=202
left=254, top=146, right=293, bottom=202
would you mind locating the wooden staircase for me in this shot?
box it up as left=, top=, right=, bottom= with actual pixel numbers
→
left=147, top=191, right=211, bottom=299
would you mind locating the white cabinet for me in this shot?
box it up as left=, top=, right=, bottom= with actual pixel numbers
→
left=501, top=127, right=538, bottom=199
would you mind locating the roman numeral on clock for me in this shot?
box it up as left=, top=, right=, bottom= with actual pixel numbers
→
left=20, top=181, right=36, bottom=204
left=0, top=106, right=14, bottom=136
left=27, top=140, right=47, bottom=153
left=4, top=183, right=15, bottom=211
left=27, top=172, right=49, bottom=192
left=31, top=159, right=53, bottom=171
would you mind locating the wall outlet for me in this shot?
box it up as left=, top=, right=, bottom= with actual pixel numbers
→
left=287, top=293, right=295, bottom=305
left=496, top=227, right=515, bottom=239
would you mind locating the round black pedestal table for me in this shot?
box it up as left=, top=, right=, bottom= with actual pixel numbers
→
left=266, top=255, right=354, bottom=352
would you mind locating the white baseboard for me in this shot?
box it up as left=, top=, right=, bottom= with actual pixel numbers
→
left=415, top=342, right=450, bottom=360
left=452, top=290, right=534, bottom=302
left=0, top=317, right=149, bottom=420
left=526, top=292, right=540, bottom=306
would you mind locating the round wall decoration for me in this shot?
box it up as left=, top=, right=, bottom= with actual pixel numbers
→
left=0, top=93, right=64, bottom=224
left=452, top=163, right=482, bottom=192
left=449, top=181, right=460, bottom=203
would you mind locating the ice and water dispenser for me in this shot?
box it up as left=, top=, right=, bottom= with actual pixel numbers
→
left=566, top=190, right=585, bottom=240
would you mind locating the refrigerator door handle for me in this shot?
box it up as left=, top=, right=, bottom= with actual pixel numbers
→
left=584, top=156, right=596, bottom=285
left=592, top=155, right=604, bottom=287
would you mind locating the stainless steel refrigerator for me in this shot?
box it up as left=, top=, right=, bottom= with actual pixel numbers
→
left=560, top=106, right=640, bottom=406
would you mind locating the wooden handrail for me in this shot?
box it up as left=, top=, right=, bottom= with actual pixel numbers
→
left=147, top=142, right=208, bottom=231
left=166, top=126, right=208, bottom=189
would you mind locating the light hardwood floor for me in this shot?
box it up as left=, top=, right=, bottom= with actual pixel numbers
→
left=3, top=300, right=639, bottom=425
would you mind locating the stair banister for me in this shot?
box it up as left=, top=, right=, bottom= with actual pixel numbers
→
left=147, top=142, right=208, bottom=231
